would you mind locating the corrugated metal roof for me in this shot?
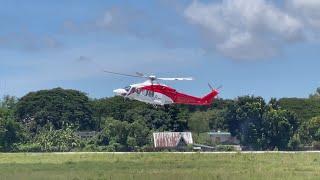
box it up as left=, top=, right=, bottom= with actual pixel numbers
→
left=153, top=132, right=193, bottom=148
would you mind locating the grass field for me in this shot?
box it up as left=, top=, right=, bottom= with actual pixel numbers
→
left=1, top=152, right=320, bottom=180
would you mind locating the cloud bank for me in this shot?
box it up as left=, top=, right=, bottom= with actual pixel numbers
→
left=90, top=0, right=320, bottom=60
left=184, top=0, right=320, bottom=60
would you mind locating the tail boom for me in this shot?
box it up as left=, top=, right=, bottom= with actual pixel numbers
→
left=173, top=90, right=219, bottom=105
left=142, top=85, right=219, bottom=106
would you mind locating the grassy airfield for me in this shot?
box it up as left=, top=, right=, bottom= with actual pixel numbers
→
left=1, top=152, right=320, bottom=180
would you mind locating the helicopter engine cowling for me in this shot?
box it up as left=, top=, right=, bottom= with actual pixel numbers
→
left=113, top=88, right=127, bottom=96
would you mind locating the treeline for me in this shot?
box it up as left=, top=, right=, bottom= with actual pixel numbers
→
left=1, top=87, right=320, bottom=152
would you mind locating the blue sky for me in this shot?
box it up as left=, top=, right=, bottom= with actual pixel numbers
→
left=1, top=0, right=320, bottom=100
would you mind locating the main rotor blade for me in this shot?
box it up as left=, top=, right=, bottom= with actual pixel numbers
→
left=103, top=70, right=143, bottom=78
left=208, top=83, right=214, bottom=90
left=208, top=83, right=222, bottom=90
left=135, top=72, right=145, bottom=77
left=157, top=77, right=194, bottom=81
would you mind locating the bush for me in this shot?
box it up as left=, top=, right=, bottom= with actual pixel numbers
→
left=288, top=134, right=301, bottom=150
left=33, top=127, right=80, bottom=152
left=14, top=143, right=42, bottom=152
left=216, top=145, right=235, bottom=151
left=312, top=141, right=320, bottom=150
left=192, top=133, right=215, bottom=146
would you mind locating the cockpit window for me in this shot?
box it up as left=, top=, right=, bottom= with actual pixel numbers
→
left=124, top=86, right=131, bottom=92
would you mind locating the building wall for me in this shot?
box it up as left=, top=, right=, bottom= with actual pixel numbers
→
left=153, top=132, right=193, bottom=148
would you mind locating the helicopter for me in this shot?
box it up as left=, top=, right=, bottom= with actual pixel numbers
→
left=104, top=70, right=219, bottom=106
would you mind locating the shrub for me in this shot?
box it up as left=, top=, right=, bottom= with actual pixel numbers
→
left=14, top=143, right=42, bottom=152
left=216, top=145, right=235, bottom=152
left=312, top=141, right=320, bottom=150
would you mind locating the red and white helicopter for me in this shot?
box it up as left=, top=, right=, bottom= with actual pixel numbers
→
left=104, top=71, right=219, bottom=106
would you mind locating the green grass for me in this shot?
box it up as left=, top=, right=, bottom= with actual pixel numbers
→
left=0, top=152, right=320, bottom=180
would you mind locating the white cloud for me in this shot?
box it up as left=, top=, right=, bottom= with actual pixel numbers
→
left=95, top=7, right=148, bottom=35
left=287, top=0, right=320, bottom=30
left=184, top=0, right=304, bottom=60
left=216, top=32, right=278, bottom=60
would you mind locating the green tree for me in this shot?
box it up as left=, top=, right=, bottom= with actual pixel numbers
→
left=33, top=126, right=80, bottom=152
left=1, top=95, right=18, bottom=110
left=208, top=109, right=226, bottom=131
left=15, top=88, right=94, bottom=132
left=225, top=96, right=266, bottom=149
left=0, top=117, right=25, bottom=151
left=128, top=119, right=150, bottom=148
left=91, top=96, right=148, bottom=121
left=278, top=98, right=320, bottom=122
left=299, top=116, right=320, bottom=144
left=0, top=99, right=25, bottom=151
left=261, top=109, right=299, bottom=150
left=188, top=111, right=210, bottom=136
left=97, top=117, right=129, bottom=151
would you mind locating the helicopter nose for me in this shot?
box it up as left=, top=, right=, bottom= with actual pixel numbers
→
left=113, top=88, right=127, bottom=96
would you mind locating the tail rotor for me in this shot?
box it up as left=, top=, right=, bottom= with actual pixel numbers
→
left=208, top=83, right=222, bottom=91
left=208, top=83, right=222, bottom=99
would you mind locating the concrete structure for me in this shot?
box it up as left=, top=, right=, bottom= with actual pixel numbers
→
left=208, top=131, right=240, bottom=144
left=153, top=132, right=193, bottom=149
left=75, top=131, right=97, bottom=140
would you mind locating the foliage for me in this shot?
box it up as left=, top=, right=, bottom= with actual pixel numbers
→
left=215, top=145, right=236, bottom=151
left=15, top=88, right=95, bottom=132
left=298, top=116, right=320, bottom=145
left=226, top=96, right=299, bottom=150
left=0, top=95, right=18, bottom=110
left=2, top=87, right=320, bottom=152
left=192, top=132, right=214, bottom=146
left=288, top=133, right=302, bottom=150
left=31, top=126, right=80, bottom=152
left=14, top=143, right=42, bottom=152
left=0, top=118, right=25, bottom=151
left=188, top=111, right=210, bottom=135
left=261, top=109, right=299, bottom=150
left=312, top=141, right=320, bottom=150
left=207, top=109, right=227, bottom=131
left=96, top=117, right=151, bottom=151
left=225, top=96, right=266, bottom=149
left=278, top=98, right=320, bottom=122
left=0, top=97, right=25, bottom=152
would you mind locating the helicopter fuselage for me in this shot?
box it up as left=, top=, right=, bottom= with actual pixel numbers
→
left=113, top=80, right=219, bottom=106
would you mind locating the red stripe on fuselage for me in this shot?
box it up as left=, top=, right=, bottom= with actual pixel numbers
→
left=141, top=85, right=217, bottom=105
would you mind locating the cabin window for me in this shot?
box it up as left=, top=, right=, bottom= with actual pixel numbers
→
left=142, top=89, right=148, bottom=96
left=147, top=91, right=154, bottom=97
left=136, top=88, right=141, bottom=94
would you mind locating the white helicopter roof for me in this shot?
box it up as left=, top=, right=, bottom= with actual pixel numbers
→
left=130, top=80, right=169, bottom=88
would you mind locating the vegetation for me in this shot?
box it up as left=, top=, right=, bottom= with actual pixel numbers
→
left=278, top=98, right=320, bottom=122
left=1, top=87, right=320, bottom=152
left=0, top=153, right=320, bottom=180
left=15, top=88, right=94, bottom=132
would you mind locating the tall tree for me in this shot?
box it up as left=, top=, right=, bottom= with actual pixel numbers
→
left=261, top=109, right=299, bottom=150
left=188, top=111, right=210, bottom=136
left=0, top=116, right=24, bottom=151
left=299, top=116, right=320, bottom=144
left=1, top=95, right=18, bottom=110
left=225, top=96, right=266, bottom=149
left=15, top=88, right=94, bottom=132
